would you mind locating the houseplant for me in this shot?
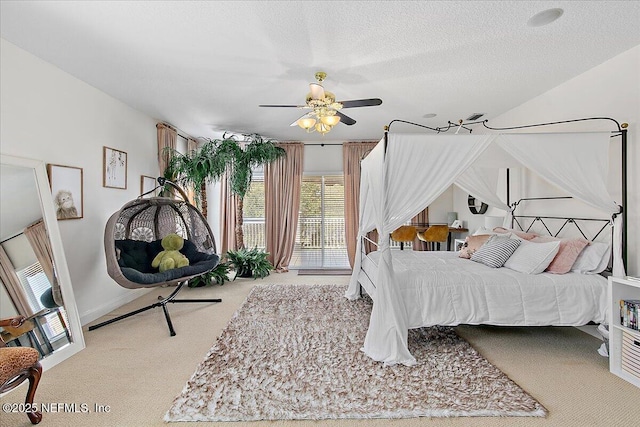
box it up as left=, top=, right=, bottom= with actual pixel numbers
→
left=164, top=133, right=285, bottom=249
left=225, top=247, right=273, bottom=280
left=187, top=261, right=232, bottom=287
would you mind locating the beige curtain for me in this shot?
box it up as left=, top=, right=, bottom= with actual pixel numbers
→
left=220, top=173, right=239, bottom=256
left=0, top=244, right=34, bottom=316
left=343, top=141, right=378, bottom=267
left=186, top=138, right=198, bottom=206
left=23, top=219, right=63, bottom=306
left=265, top=143, right=304, bottom=272
left=157, top=123, right=177, bottom=177
left=411, top=207, right=430, bottom=251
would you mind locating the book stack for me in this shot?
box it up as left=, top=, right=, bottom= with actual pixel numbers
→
left=620, top=299, right=640, bottom=331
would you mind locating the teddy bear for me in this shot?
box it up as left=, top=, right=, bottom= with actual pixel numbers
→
left=151, top=233, right=190, bottom=272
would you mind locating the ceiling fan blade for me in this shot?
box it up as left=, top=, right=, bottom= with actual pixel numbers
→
left=339, top=98, right=383, bottom=108
left=336, top=111, right=356, bottom=126
left=259, top=104, right=307, bottom=108
left=309, top=83, right=325, bottom=100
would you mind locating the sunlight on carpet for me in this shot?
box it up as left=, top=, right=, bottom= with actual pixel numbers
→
left=165, top=284, right=546, bottom=422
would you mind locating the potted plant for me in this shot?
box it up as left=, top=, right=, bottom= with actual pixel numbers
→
left=187, top=261, right=232, bottom=287
left=225, top=247, right=273, bottom=280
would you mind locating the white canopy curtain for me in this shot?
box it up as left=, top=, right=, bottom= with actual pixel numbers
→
left=346, top=131, right=622, bottom=366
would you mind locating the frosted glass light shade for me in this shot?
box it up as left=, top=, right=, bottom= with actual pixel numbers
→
left=320, top=115, right=341, bottom=126
left=297, top=117, right=316, bottom=130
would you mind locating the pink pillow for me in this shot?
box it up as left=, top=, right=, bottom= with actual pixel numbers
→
left=459, top=234, right=492, bottom=259
left=493, top=227, right=538, bottom=241
left=531, top=236, right=589, bottom=274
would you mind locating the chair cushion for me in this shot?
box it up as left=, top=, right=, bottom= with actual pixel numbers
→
left=0, top=347, right=39, bottom=385
left=115, top=239, right=219, bottom=285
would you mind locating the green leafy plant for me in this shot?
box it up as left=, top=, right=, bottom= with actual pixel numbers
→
left=187, top=261, right=232, bottom=287
left=226, top=247, right=273, bottom=280
left=164, top=133, right=286, bottom=248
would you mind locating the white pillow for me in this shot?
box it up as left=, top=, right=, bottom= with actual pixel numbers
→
left=504, top=239, right=561, bottom=274
left=571, top=242, right=611, bottom=274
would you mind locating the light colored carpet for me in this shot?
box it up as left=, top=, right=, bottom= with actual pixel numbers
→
left=166, top=284, right=545, bottom=421
left=1, top=273, right=639, bottom=427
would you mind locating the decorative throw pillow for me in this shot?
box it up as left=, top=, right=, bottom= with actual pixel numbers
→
left=458, top=234, right=492, bottom=259
left=470, top=235, right=521, bottom=268
left=504, top=239, right=561, bottom=274
left=571, top=242, right=611, bottom=274
left=493, top=227, right=538, bottom=241
left=532, top=236, right=589, bottom=274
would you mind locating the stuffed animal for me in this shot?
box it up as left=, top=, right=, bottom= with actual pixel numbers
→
left=151, top=233, right=190, bottom=272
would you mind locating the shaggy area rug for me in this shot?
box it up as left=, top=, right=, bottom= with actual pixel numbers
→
left=165, top=284, right=546, bottom=422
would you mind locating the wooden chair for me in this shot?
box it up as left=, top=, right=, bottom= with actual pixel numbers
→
left=417, top=224, right=449, bottom=251
left=0, top=316, right=43, bottom=424
left=391, top=225, right=417, bottom=250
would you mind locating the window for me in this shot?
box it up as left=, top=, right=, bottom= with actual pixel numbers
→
left=292, top=175, right=349, bottom=268
left=15, top=261, right=67, bottom=340
left=242, top=168, right=265, bottom=250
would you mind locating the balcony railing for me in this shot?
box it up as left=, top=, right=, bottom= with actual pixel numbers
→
left=243, top=217, right=347, bottom=250
left=242, top=217, right=410, bottom=251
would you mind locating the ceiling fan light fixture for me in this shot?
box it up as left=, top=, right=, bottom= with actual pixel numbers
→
left=320, top=114, right=341, bottom=126
left=315, top=122, right=332, bottom=135
left=297, top=117, right=316, bottom=131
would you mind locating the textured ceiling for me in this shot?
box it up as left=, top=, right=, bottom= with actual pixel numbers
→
left=1, top=1, right=639, bottom=143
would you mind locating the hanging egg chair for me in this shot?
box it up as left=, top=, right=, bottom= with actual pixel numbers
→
left=88, top=178, right=221, bottom=336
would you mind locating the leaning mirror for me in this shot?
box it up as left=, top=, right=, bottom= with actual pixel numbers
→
left=0, top=154, right=85, bottom=371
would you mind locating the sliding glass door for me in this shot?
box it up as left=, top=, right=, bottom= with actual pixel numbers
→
left=291, top=175, right=349, bottom=269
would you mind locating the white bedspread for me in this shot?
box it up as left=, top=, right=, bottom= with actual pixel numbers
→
left=360, top=250, right=608, bottom=328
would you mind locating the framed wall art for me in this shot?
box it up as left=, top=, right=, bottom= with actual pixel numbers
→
left=103, top=146, right=127, bottom=189
left=141, top=175, right=159, bottom=197
left=47, top=164, right=84, bottom=220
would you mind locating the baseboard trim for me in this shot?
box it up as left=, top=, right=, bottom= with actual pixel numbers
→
left=79, top=288, right=152, bottom=326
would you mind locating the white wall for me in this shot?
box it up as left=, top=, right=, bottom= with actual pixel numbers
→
left=0, top=39, right=160, bottom=324
left=454, top=44, right=639, bottom=275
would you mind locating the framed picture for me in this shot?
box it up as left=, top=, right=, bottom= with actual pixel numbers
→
left=141, top=175, right=159, bottom=197
left=47, top=164, right=83, bottom=220
left=103, top=146, right=127, bottom=189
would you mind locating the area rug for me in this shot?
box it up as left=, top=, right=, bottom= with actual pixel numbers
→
left=165, top=284, right=546, bottom=421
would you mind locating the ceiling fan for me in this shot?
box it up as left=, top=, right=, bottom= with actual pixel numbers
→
left=259, top=71, right=383, bottom=135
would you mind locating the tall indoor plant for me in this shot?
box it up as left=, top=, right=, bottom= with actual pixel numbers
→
left=164, top=133, right=286, bottom=250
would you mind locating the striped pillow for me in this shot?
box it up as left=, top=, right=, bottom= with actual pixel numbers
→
left=471, top=235, right=521, bottom=268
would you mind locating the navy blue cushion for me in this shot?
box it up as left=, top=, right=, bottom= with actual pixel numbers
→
left=115, top=239, right=219, bottom=285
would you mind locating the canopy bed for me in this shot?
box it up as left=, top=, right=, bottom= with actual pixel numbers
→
left=346, top=118, right=628, bottom=366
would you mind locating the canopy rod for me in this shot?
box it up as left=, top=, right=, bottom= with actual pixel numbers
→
left=384, top=116, right=628, bottom=268
left=387, top=117, right=626, bottom=134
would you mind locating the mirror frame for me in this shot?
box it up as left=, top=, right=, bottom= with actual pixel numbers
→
left=0, top=154, right=85, bottom=370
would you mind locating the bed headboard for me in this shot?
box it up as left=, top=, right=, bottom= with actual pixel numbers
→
left=510, top=196, right=615, bottom=273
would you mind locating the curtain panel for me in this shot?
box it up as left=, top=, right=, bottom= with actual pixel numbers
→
left=265, top=142, right=304, bottom=272
left=23, top=219, right=62, bottom=306
left=0, top=244, right=34, bottom=316
left=186, top=137, right=199, bottom=207
left=343, top=142, right=378, bottom=267
left=220, top=173, right=239, bottom=255
left=156, top=123, right=177, bottom=177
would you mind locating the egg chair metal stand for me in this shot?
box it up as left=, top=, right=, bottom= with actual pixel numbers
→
left=88, top=178, right=222, bottom=336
